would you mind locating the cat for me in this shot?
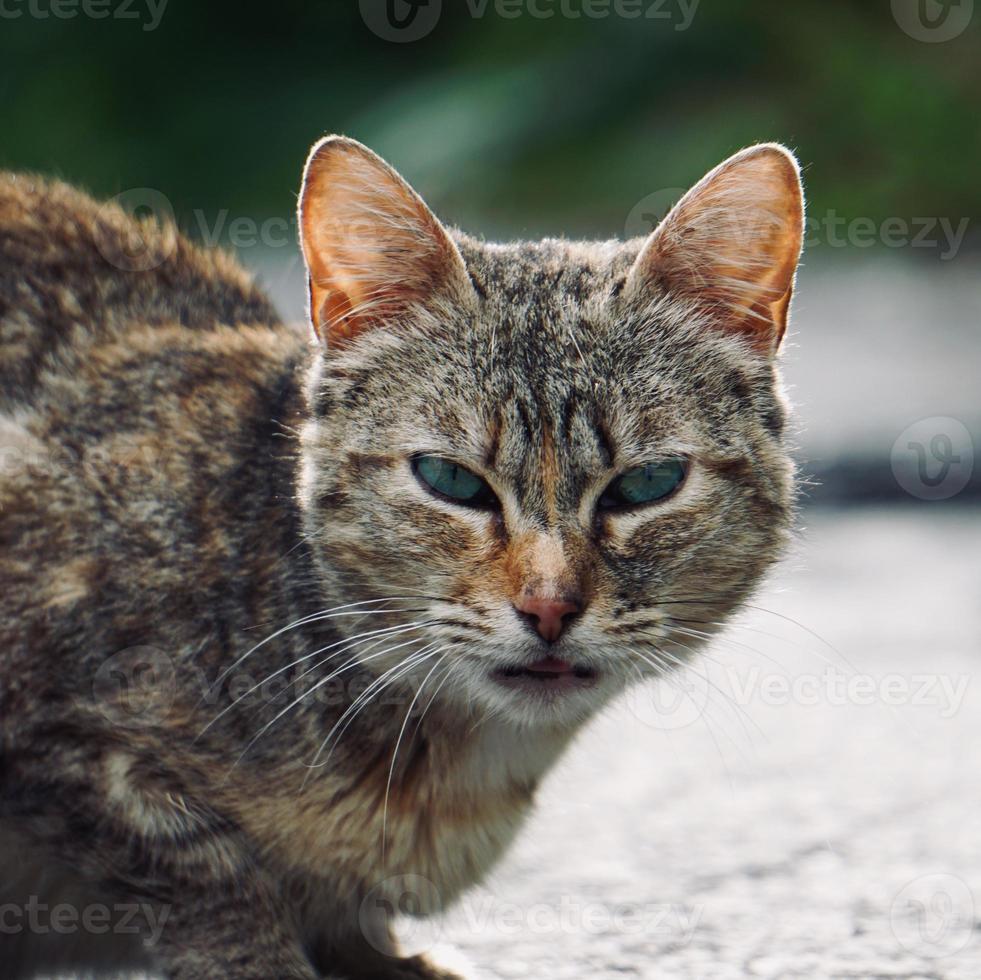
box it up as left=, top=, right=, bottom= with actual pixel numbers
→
left=0, top=135, right=804, bottom=979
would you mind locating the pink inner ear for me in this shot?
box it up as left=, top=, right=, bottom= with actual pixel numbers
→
left=626, top=144, right=804, bottom=354
left=298, top=136, right=473, bottom=346
left=314, top=287, right=359, bottom=344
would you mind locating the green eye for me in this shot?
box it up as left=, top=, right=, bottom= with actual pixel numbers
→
left=599, top=459, right=688, bottom=510
left=412, top=455, right=498, bottom=508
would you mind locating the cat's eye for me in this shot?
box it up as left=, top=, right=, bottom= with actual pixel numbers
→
left=598, top=459, right=688, bottom=510
left=412, top=455, right=499, bottom=509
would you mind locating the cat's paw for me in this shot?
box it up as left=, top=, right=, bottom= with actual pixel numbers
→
left=373, top=947, right=472, bottom=980
left=390, top=956, right=467, bottom=980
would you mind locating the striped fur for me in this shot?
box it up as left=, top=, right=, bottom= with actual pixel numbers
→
left=0, top=138, right=803, bottom=978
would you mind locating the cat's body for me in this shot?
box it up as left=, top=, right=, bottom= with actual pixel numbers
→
left=0, top=138, right=804, bottom=979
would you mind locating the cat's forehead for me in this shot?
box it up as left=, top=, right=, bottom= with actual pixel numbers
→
left=455, top=235, right=638, bottom=311
left=451, top=235, right=642, bottom=389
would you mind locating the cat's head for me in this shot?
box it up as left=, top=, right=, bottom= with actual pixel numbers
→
left=296, top=136, right=803, bottom=730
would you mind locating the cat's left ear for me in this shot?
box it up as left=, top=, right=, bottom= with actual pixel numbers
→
left=624, top=144, right=804, bottom=356
left=298, top=135, right=475, bottom=347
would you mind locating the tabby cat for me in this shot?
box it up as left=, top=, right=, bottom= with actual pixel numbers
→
left=0, top=136, right=804, bottom=979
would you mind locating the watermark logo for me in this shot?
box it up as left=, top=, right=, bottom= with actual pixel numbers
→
left=624, top=663, right=711, bottom=731
left=891, top=417, right=975, bottom=501
left=890, top=873, right=975, bottom=958
left=95, top=187, right=176, bottom=272
left=892, top=0, right=974, bottom=42
left=92, top=645, right=178, bottom=728
left=360, top=0, right=442, bottom=42
left=359, top=874, right=444, bottom=956
left=624, top=187, right=685, bottom=239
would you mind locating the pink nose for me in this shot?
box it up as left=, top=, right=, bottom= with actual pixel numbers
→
left=513, top=594, right=583, bottom=644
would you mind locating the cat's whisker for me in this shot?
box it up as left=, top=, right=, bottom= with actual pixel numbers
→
left=381, top=652, right=449, bottom=860
left=626, top=645, right=754, bottom=780
left=409, top=660, right=458, bottom=744
left=630, top=632, right=729, bottom=689
left=244, top=595, right=431, bottom=637
left=625, top=644, right=672, bottom=680
left=659, top=623, right=788, bottom=673
left=626, top=640, right=759, bottom=742
left=303, top=645, right=444, bottom=781
left=626, top=644, right=747, bottom=760
left=619, top=623, right=730, bottom=668
left=205, top=598, right=430, bottom=699
left=197, top=619, right=434, bottom=739
left=234, top=627, right=434, bottom=744
left=226, top=632, right=437, bottom=771
left=307, top=642, right=436, bottom=769
left=671, top=616, right=856, bottom=676
left=269, top=625, right=433, bottom=703
left=662, top=602, right=853, bottom=674
left=649, top=643, right=767, bottom=747
left=652, top=593, right=856, bottom=674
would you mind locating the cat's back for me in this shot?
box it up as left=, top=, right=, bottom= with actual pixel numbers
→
left=0, top=174, right=310, bottom=707
left=0, top=172, right=282, bottom=410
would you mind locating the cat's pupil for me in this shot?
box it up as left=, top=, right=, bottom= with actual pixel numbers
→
left=414, top=455, right=494, bottom=506
left=601, top=459, right=687, bottom=509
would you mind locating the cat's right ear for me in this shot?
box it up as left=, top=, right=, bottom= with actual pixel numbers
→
left=298, top=136, right=475, bottom=347
left=622, top=144, right=804, bottom=357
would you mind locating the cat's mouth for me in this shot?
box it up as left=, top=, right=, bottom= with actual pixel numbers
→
left=490, top=656, right=598, bottom=693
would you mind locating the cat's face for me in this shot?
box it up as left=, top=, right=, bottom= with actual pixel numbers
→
left=297, top=137, right=803, bottom=729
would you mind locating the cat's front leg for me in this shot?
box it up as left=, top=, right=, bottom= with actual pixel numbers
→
left=143, top=858, right=465, bottom=980
left=149, top=879, right=320, bottom=980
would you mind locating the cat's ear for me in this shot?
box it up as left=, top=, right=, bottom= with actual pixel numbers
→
left=624, top=144, right=804, bottom=356
left=298, top=135, right=475, bottom=346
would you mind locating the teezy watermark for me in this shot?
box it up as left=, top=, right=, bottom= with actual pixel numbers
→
left=0, top=0, right=168, bottom=31
left=360, top=0, right=699, bottom=42
left=627, top=663, right=972, bottom=731
left=626, top=189, right=971, bottom=261
left=805, top=211, right=971, bottom=261
left=0, top=897, right=170, bottom=947
left=359, top=874, right=703, bottom=957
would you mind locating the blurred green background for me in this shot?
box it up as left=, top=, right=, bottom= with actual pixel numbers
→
left=1, top=0, right=978, bottom=242
left=1, top=1, right=979, bottom=499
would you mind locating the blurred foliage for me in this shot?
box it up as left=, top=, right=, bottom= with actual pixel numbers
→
left=1, top=0, right=979, bottom=242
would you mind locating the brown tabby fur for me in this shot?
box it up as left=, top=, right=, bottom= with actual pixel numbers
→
left=0, top=137, right=803, bottom=978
